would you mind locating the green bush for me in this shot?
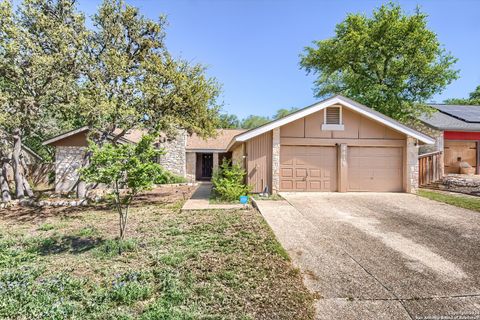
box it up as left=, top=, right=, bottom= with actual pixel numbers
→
left=211, top=160, right=250, bottom=202
left=154, top=168, right=187, bottom=184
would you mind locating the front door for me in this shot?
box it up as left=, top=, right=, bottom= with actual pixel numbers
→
left=202, top=153, right=213, bottom=178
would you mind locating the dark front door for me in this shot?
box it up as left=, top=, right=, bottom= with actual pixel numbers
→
left=202, top=153, right=213, bottom=178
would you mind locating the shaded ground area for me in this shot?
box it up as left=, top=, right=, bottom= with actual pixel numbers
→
left=256, top=193, right=480, bottom=320
left=0, top=185, right=314, bottom=319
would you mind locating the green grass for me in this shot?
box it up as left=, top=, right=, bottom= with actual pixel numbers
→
left=0, top=191, right=314, bottom=319
left=418, top=189, right=480, bottom=212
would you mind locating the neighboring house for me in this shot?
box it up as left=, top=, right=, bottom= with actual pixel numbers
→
left=419, top=104, right=480, bottom=174
left=226, top=95, right=434, bottom=193
left=42, top=126, right=244, bottom=192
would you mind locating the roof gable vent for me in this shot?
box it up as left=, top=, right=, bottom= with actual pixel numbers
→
left=322, top=105, right=344, bottom=131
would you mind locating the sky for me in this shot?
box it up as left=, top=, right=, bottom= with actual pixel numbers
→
left=77, top=0, right=480, bottom=119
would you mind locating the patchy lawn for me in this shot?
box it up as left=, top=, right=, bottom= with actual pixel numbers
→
left=0, top=185, right=314, bottom=319
left=418, top=189, right=480, bottom=213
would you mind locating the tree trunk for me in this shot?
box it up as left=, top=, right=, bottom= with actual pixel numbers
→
left=0, top=161, right=11, bottom=202
left=22, top=175, right=34, bottom=198
left=12, top=129, right=24, bottom=199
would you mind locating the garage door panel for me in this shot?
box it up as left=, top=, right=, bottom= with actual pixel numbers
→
left=281, top=168, right=293, bottom=177
left=295, top=181, right=307, bottom=190
left=348, top=147, right=403, bottom=192
left=281, top=180, right=293, bottom=190
left=280, top=146, right=337, bottom=192
left=296, top=168, right=307, bottom=177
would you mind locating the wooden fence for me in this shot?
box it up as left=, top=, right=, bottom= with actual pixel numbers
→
left=418, top=151, right=443, bottom=186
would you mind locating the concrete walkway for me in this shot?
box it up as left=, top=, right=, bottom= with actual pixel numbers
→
left=182, top=182, right=246, bottom=210
left=254, top=193, right=480, bottom=320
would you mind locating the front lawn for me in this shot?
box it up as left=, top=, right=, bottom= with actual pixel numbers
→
left=418, top=189, right=480, bottom=213
left=0, top=186, right=314, bottom=319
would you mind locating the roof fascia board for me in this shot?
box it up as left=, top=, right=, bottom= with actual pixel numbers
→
left=234, top=96, right=434, bottom=144
left=186, top=148, right=226, bottom=153
left=42, top=126, right=90, bottom=146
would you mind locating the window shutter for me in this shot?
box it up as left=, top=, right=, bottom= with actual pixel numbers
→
left=326, top=107, right=341, bottom=125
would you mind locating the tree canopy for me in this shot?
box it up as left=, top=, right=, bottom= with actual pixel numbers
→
left=0, top=0, right=86, bottom=197
left=444, top=85, right=480, bottom=105
left=300, top=3, right=458, bottom=122
left=240, top=115, right=270, bottom=129
left=78, top=0, right=221, bottom=141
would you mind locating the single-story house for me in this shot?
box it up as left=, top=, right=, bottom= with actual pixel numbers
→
left=419, top=104, right=480, bottom=174
left=44, top=95, right=435, bottom=194
left=228, top=95, right=433, bottom=193
left=42, top=126, right=244, bottom=192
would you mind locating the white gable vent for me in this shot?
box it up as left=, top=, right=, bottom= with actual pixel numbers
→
left=322, top=105, right=344, bottom=131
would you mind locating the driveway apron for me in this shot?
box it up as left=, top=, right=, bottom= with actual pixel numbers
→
left=255, top=193, right=480, bottom=319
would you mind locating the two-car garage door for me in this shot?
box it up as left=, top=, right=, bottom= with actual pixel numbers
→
left=280, top=146, right=403, bottom=192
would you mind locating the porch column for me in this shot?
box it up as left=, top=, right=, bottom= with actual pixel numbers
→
left=337, top=143, right=348, bottom=192
left=406, top=137, right=419, bottom=193
left=272, top=128, right=280, bottom=194
left=213, top=152, right=219, bottom=172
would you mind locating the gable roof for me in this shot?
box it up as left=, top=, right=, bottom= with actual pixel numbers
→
left=419, top=104, right=480, bottom=131
left=228, top=95, right=435, bottom=147
left=187, top=129, right=246, bottom=152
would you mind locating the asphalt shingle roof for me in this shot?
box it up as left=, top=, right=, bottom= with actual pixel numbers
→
left=420, top=105, right=480, bottom=131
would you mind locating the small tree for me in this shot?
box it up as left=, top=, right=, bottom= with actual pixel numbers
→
left=81, top=135, right=162, bottom=240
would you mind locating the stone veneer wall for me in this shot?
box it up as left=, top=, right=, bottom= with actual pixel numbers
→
left=271, top=128, right=280, bottom=194
left=406, top=136, right=419, bottom=193
left=415, top=123, right=444, bottom=155
left=55, top=146, right=85, bottom=193
left=185, top=152, right=196, bottom=182
left=158, top=130, right=187, bottom=177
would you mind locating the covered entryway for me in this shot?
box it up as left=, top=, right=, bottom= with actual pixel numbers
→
left=348, top=147, right=403, bottom=192
left=280, top=146, right=337, bottom=191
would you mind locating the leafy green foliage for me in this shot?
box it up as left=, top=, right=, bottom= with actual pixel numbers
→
left=274, top=107, right=299, bottom=119
left=241, top=115, right=270, bottom=129
left=300, top=3, right=458, bottom=122
left=81, top=135, right=162, bottom=240
left=154, top=168, right=187, bottom=185
left=444, top=85, right=480, bottom=105
left=78, top=0, right=221, bottom=142
left=211, top=160, right=250, bottom=202
left=217, top=113, right=241, bottom=129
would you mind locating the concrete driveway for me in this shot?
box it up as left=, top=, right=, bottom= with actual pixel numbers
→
left=255, top=193, right=480, bottom=319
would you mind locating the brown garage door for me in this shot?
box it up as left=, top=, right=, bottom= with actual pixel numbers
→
left=348, top=147, right=403, bottom=192
left=280, top=146, right=337, bottom=191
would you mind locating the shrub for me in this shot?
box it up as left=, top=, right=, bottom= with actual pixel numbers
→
left=211, top=160, right=250, bottom=202
left=154, top=168, right=187, bottom=184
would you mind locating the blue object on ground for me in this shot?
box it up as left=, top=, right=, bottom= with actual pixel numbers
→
left=239, top=196, right=248, bottom=204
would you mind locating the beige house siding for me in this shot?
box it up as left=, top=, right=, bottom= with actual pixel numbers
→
left=246, top=131, right=272, bottom=193
left=231, top=143, right=246, bottom=168
left=272, top=105, right=417, bottom=193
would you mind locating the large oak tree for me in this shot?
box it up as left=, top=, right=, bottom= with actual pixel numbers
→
left=300, top=3, right=458, bottom=122
left=0, top=0, right=86, bottom=198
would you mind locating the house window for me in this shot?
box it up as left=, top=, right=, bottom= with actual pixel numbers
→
left=322, top=105, right=344, bottom=131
